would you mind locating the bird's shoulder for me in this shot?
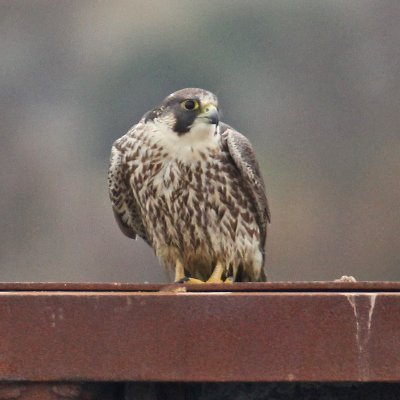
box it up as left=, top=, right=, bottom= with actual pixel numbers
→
left=219, top=121, right=271, bottom=227
left=111, top=119, right=146, bottom=155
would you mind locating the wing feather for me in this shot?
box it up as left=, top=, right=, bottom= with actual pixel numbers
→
left=108, top=125, right=149, bottom=243
left=220, top=123, right=270, bottom=250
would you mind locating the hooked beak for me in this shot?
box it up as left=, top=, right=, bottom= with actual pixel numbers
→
left=199, top=104, right=219, bottom=125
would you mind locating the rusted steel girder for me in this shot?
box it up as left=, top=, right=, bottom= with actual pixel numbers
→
left=1, top=281, right=400, bottom=292
left=0, top=282, right=399, bottom=382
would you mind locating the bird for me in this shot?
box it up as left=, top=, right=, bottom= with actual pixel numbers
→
left=108, top=88, right=270, bottom=283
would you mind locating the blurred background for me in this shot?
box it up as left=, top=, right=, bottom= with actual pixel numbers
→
left=1, top=0, right=399, bottom=282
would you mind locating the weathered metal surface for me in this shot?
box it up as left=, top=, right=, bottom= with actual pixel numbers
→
left=1, top=281, right=400, bottom=292
left=0, top=283, right=399, bottom=382
left=0, top=382, right=121, bottom=399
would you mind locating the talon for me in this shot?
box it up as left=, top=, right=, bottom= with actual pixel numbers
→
left=176, top=277, right=189, bottom=283
left=224, top=276, right=234, bottom=284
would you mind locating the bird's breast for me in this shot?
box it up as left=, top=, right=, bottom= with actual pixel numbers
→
left=128, top=130, right=261, bottom=271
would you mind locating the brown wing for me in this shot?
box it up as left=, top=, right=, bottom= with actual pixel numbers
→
left=108, top=124, right=149, bottom=244
left=220, top=122, right=270, bottom=251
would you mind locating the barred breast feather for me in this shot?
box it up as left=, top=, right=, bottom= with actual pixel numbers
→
left=108, top=119, right=269, bottom=281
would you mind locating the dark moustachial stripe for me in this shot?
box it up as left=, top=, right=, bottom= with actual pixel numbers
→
left=172, top=101, right=199, bottom=135
left=164, top=93, right=203, bottom=135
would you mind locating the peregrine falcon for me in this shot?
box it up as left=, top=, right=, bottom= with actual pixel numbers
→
left=108, top=88, right=270, bottom=283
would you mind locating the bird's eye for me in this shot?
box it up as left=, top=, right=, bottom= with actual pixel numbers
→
left=181, top=99, right=199, bottom=111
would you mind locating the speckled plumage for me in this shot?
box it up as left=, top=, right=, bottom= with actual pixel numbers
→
left=108, top=88, right=270, bottom=282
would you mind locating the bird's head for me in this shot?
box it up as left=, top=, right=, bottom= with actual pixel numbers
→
left=144, top=88, right=219, bottom=137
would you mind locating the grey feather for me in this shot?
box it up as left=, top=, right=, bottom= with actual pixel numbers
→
left=108, top=125, right=149, bottom=243
left=220, top=123, right=270, bottom=250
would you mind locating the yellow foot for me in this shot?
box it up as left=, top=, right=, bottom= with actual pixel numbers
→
left=205, top=260, right=227, bottom=283
left=205, top=276, right=234, bottom=284
left=176, top=277, right=205, bottom=284
left=176, top=276, right=233, bottom=284
left=206, top=276, right=224, bottom=283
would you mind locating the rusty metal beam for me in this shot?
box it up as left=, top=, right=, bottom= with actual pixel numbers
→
left=1, top=281, right=400, bottom=292
left=0, top=282, right=399, bottom=382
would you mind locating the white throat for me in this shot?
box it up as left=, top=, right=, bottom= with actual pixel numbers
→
left=148, top=120, right=220, bottom=162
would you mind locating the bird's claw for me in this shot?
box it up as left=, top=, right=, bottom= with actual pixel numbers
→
left=176, top=277, right=205, bottom=284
